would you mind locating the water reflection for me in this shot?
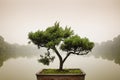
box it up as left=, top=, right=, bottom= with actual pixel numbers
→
left=0, top=56, right=120, bottom=80
left=0, top=47, right=40, bottom=67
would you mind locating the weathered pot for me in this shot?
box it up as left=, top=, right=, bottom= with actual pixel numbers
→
left=36, top=69, right=86, bottom=80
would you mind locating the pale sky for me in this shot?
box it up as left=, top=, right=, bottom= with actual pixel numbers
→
left=0, top=0, right=120, bottom=45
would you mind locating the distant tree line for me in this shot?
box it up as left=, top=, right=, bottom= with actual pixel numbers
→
left=92, top=35, right=120, bottom=65
left=0, top=36, right=40, bottom=67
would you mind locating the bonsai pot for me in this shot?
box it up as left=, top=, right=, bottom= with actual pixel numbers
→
left=36, top=69, right=86, bottom=80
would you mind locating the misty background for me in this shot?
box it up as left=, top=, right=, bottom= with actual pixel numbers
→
left=0, top=0, right=120, bottom=80
left=0, top=34, right=120, bottom=80
left=0, top=0, right=120, bottom=67
left=0, top=35, right=41, bottom=67
left=0, top=34, right=120, bottom=68
left=0, top=0, right=120, bottom=45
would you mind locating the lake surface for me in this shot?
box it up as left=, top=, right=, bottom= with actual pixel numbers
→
left=0, top=55, right=120, bottom=80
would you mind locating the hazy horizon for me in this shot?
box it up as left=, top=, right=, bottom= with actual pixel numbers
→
left=0, top=0, right=120, bottom=45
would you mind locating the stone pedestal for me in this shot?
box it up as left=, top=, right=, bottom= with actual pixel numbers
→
left=36, top=69, right=86, bottom=80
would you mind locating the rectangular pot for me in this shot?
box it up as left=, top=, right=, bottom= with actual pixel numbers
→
left=36, top=69, right=86, bottom=80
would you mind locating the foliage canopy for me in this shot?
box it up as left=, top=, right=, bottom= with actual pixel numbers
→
left=28, top=22, right=94, bottom=70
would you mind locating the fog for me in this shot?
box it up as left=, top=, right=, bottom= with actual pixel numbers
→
left=0, top=0, right=120, bottom=44
left=0, top=34, right=120, bottom=80
left=0, top=36, right=41, bottom=67
left=0, top=34, right=120, bottom=67
left=0, top=1, right=120, bottom=79
left=92, top=34, right=120, bottom=65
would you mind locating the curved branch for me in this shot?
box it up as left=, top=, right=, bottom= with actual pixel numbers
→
left=78, top=51, right=89, bottom=55
left=72, top=51, right=89, bottom=55
left=53, top=46, right=62, bottom=60
left=62, top=52, right=72, bottom=63
left=68, top=50, right=90, bottom=55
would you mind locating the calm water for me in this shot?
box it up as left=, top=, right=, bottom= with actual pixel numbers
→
left=0, top=55, right=120, bottom=80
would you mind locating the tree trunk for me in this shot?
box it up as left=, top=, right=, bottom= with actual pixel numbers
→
left=59, top=60, right=63, bottom=70
left=53, top=46, right=71, bottom=71
left=53, top=46, right=63, bottom=70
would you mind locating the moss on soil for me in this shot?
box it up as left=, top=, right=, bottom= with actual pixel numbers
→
left=40, top=69, right=82, bottom=74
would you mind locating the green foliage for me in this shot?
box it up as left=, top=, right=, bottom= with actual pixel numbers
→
left=28, top=22, right=94, bottom=67
left=38, top=52, right=55, bottom=65
left=28, top=22, right=73, bottom=49
left=60, top=35, right=94, bottom=55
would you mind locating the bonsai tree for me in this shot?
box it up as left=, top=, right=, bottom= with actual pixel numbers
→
left=28, top=22, right=94, bottom=70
